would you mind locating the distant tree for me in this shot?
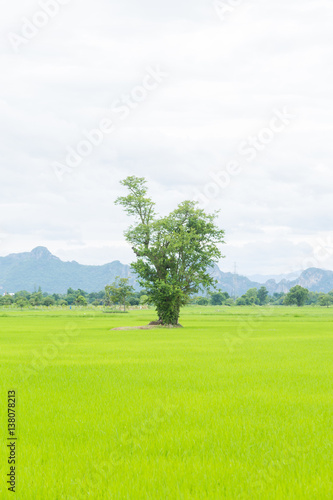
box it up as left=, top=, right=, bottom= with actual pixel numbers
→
left=284, top=286, right=309, bottom=307
left=15, top=297, right=29, bottom=309
left=105, top=277, right=134, bottom=312
left=210, top=291, right=229, bottom=306
left=236, top=297, right=246, bottom=306
left=240, top=288, right=259, bottom=305
left=271, top=292, right=286, bottom=305
left=139, top=295, right=149, bottom=305
left=75, top=295, right=88, bottom=307
left=0, top=295, right=14, bottom=306
left=29, top=291, right=43, bottom=306
left=306, top=291, right=320, bottom=305
left=197, top=297, right=209, bottom=306
left=225, top=298, right=235, bottom=307
left=15, top=290, right=30, bottom=300
left=319, top=294, right=333, bottom=308
left=257, top=286, right=269, bottom=306
left=65, top=293, right=77, bottom=305
left=128, top=296, right=140, bottom=306
left=43, top=296, right=55, bottom=307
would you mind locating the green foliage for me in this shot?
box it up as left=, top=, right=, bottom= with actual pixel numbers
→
left=139, top=295, right=149, bottom=305
left=196, top=297, right=210, bottom=306
left=43, top=296, right=55, bottom=307
left=0, top=295, right=14, bottom=306
left=116, top=176, right=225, bottom=324
left=15, top=297, right=29, bottom=309
left=225, top=298, right=235, bottom=306
left=75, top=295, right=88, bottom=307
left=105, top=277, right=134, bottom=311
left=257, top=286, right=269, bottom=305
left=236, top=288, right=259, bottom=306
left=210, top=291, right=229, bottom=305
left=29, top=291, right=44, bottom=306
left=284, top=285, right=309, bottom=307
left=319, top=294, right=333, bottom=307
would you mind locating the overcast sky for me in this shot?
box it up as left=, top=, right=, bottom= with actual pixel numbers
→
left=0, top=0, right=332, bottom=276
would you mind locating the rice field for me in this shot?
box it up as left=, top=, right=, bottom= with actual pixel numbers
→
left=0, top=306, right=332, bottom=499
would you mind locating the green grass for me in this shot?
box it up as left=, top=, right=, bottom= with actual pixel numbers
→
left=1, top=306, right=333, bottom=499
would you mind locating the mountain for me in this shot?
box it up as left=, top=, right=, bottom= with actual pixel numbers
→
left=277, top=268, right=333, bottom=294
left=211, top=265, right=261, bottom=297
left=0, top=247, right=135, bottom=294
left=0, top=247, right=333, bottom=295
left=247, top=271, right=302, bottom=284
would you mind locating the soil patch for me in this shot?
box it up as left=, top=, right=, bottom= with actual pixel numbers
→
left=111, top=323, right=183, bottom=331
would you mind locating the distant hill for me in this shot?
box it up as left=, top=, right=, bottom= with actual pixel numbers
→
left=1, top=247, right=333, bottom=295
left=0, top=247, right=135, bottom=294
left=247, top=271, right=302, bottom=284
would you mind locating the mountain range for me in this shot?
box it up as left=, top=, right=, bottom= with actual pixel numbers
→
left=1, top=247, right=333, bottom=295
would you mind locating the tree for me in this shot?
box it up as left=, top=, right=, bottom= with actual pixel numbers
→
left=257, top=286, right=269, bottom=306
left=115, top=176, right=225, bottom=325
left=139, top=295, right=149, bottom=306
left=15, top=297, right=29, bottom=309
left=75, top=295, right=87, bottom=307
left=29, top=291, right=43, bottom=306
left=319, top=294, right=333, bottom=308
left=210, top=291, right=229, bottom=305
left=237, top=288, right=259, bottom=306
left=0, top=295, right=14, bottom=306
left=284, top=286, right=309, bottom=307
left=197, top=297, right=209, bottom=306
left=105, top=277, right=134, bottom=312
left=43, top=296, right=55, bottom=307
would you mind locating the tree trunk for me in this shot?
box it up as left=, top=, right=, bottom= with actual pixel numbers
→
left=157, top=301, right=180, bottom=326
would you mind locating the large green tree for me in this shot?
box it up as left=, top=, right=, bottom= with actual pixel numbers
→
left=115, top=176, right=225, bottom=325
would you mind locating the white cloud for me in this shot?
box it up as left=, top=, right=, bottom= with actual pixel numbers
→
left=0, top=0, right=332, bottom=275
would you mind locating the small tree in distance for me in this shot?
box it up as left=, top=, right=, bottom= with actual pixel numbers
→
left=257, top=286, right=269, bottom=306
left=210, top=291, right=229, bottom=305
left=105, top=277, right=134, bottom=312
left=284, top=285, right=309, bottom=307
left=75, top=295, right=88, bottom=307
left=319, top=294, right=333, bottom=308
left=115, top=176, right=225, bottom=325
left=43, top=296, right=55, bottom=307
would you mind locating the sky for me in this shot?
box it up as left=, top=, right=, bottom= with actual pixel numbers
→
left=0, top=0, right=332, bottom=276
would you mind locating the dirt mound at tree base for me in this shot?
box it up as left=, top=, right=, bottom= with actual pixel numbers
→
left=149, top=320, right=183, bottom=328
left=111, top=322, right=183, bottom=331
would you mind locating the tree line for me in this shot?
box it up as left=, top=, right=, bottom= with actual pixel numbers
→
left=194, top=285, right=333, bottom=307
left=0, top=285, right=149, bottom=309
left=2, top=284, right=333, bottom=309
